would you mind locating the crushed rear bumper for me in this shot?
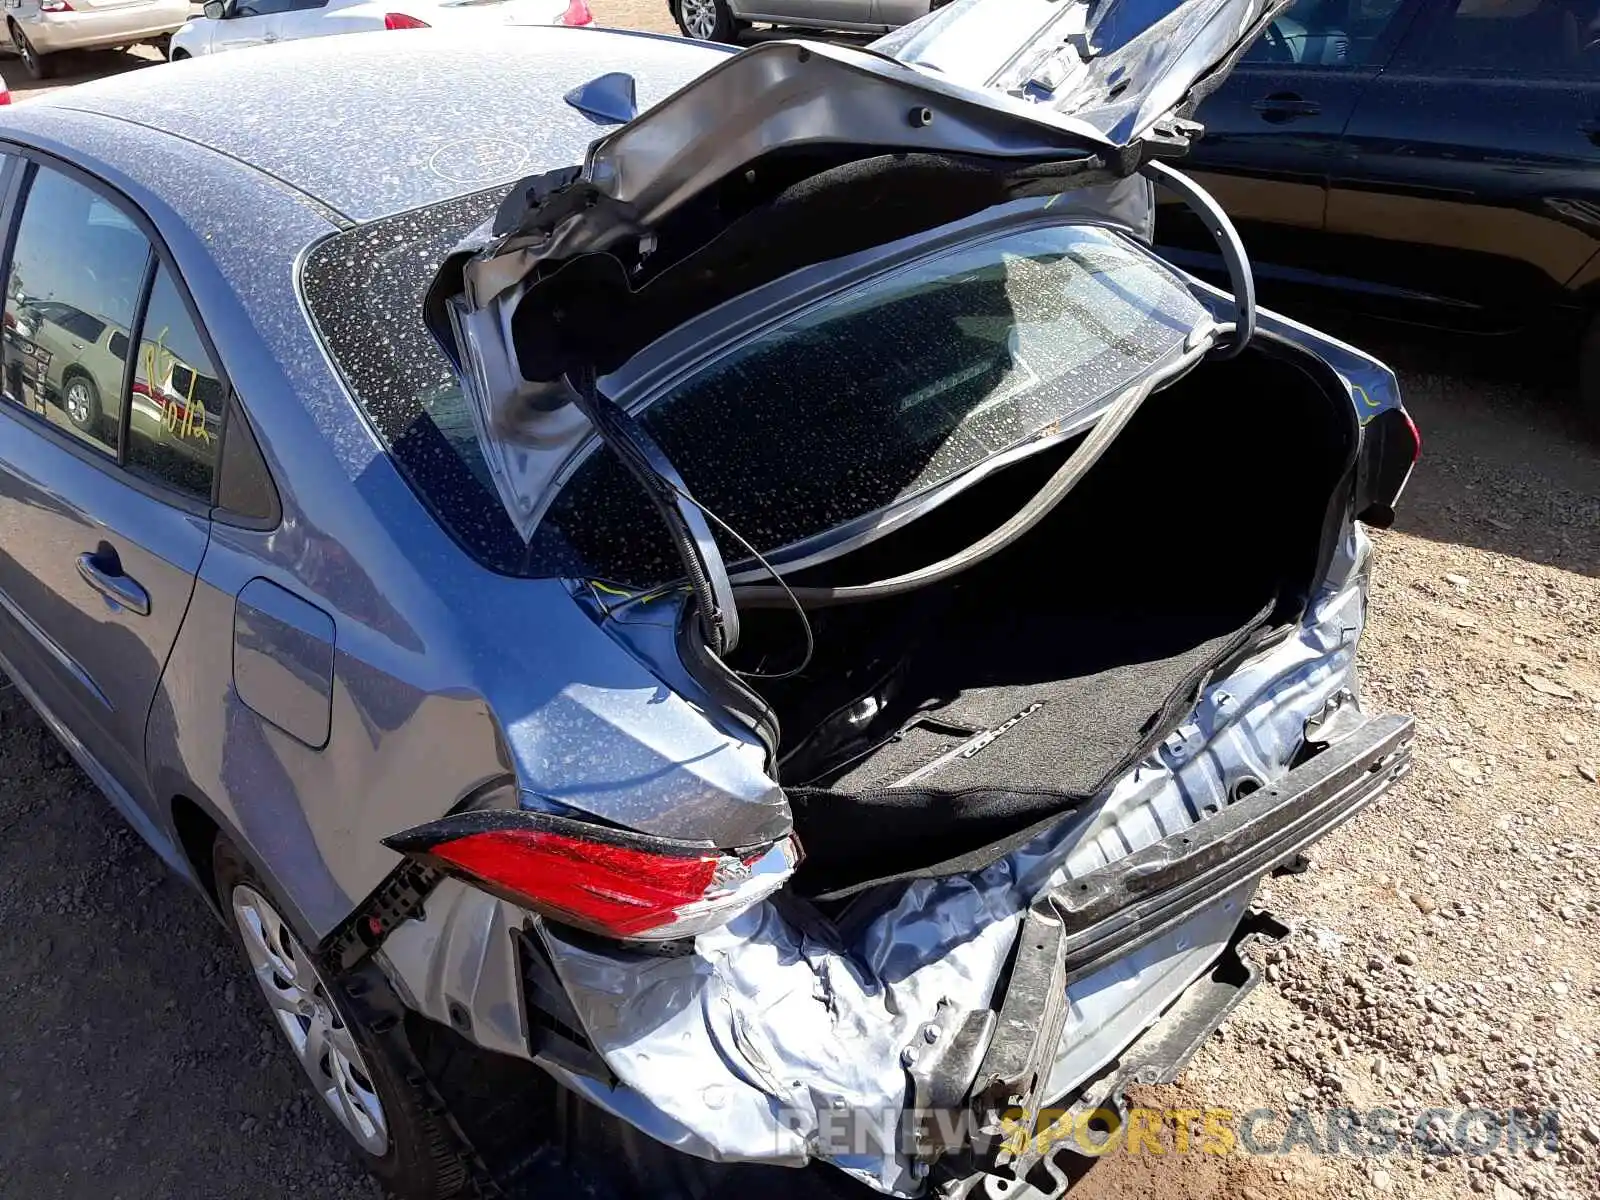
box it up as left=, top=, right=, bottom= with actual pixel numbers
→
left=964, top=712, right=1413, bottom=1182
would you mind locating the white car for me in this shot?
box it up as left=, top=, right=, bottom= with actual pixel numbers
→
left=168, top=0, right=587, bottom=56
left=5, top=0, right=187, bottom=78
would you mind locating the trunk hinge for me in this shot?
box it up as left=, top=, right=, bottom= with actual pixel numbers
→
left=566, top=369, right=741, bottom=655
left=1141, top=158, right=1256, bottom=359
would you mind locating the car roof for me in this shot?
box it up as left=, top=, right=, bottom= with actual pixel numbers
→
left=32, top=26, right=731, bottom=223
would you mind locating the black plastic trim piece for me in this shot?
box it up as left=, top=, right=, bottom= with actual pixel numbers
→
left=214, top=393, right=283, bottom=529
left=320, top=857, right=445, bottom=974
left=514, top=929, right=616, bottom=1086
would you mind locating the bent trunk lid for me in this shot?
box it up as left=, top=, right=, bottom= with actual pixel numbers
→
left=424, top=0, right=1282, bottom=545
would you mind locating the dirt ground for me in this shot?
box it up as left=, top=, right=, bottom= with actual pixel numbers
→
left=1, top=10, right=1598, bottom=1200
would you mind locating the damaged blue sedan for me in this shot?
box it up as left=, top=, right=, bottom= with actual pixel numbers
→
left=0, top=1, right=1418, bottom=1196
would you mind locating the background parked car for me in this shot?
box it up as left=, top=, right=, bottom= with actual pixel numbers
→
left=168, top=0, right=589, bottom=57
left=4, top=0, right=186, bottom=77
left=1157, top=0, right=1600, bottom=431
left=671, top=0, right=937, bottom=42
left=10, top=299, right=130, bottom=439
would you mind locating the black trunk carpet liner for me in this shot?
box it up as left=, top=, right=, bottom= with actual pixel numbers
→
left=787, top=593, right=1275, bottom=900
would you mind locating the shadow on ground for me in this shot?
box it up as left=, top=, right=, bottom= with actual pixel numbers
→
left=4, top=44, right=164, bottom=100
left=1322, top=318, right=1598, bottom=580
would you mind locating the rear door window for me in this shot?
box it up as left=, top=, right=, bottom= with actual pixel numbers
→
left=1, top=167, right=152, bottom=457
left=0, top=162, right=225, bottom=505
left=1242, top=0, right=1415, bottom=65
left=1396, top=0, right=1600, bottom=73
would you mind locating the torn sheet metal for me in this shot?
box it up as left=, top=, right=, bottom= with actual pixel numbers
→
left=523, top=526, right=1373, bottom=1195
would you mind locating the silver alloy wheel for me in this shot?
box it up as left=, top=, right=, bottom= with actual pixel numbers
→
left=64, top=380, right=93, bottom=428
left=679, top=0, right=720, bottom=39
left=232, top=884, right=389, bottom=1156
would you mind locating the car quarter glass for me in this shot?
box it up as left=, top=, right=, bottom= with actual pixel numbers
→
left=127, top=266, right=222, bottom=500
left=2, top=167, right=151, bottom=458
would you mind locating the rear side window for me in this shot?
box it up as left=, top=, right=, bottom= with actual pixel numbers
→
left=0, top=163, right=224, bottom=503
left=1399, top=0, right=1600, bottom=73
left=1, top=168, right=151, bottom=457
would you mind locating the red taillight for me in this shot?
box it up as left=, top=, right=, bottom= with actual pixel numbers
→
left=39, top=0, right=72, bottom=10
left=1401, top=410, right=1421, bottom=463
left=559, top=0, right=592, bottom=24
left=386, top=811, right=798, bottom=941
left=0, top=89, right=11, bottom=106
left=383, top=11, right=429, bottom=28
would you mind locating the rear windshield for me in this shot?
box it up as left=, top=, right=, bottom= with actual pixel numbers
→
left=303, top=200, right=1205, bottom=583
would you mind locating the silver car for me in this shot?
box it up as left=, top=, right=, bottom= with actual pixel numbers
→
left=0, top=4, right=1418, bottom=1198
left=5, top=0, right=188, bottom=78
left=672, top=0, right=934, bottom=41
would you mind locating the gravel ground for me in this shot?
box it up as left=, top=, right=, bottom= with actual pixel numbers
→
left=1, top=11, right=1598, bottom=1198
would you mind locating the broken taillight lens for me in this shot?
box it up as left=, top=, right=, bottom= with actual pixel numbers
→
left=385, top=810, right=798, bottom=940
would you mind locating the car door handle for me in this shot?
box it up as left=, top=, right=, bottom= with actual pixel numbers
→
left=77, top=550, right=150, bottom=617
left=1253, top=93, right=1322, bottom=123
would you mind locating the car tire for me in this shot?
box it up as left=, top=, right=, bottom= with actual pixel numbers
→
left=212, top=835, right=474, bottom=1200
left=1580, top=312, right=1600, bottom=439
left=674, top=0, right=742, bottom=42
left=61, top=372, right=100, bottom=434
left=10, top=23, right=51, bottom=80
left=169, top=47, right=190, bottom=61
